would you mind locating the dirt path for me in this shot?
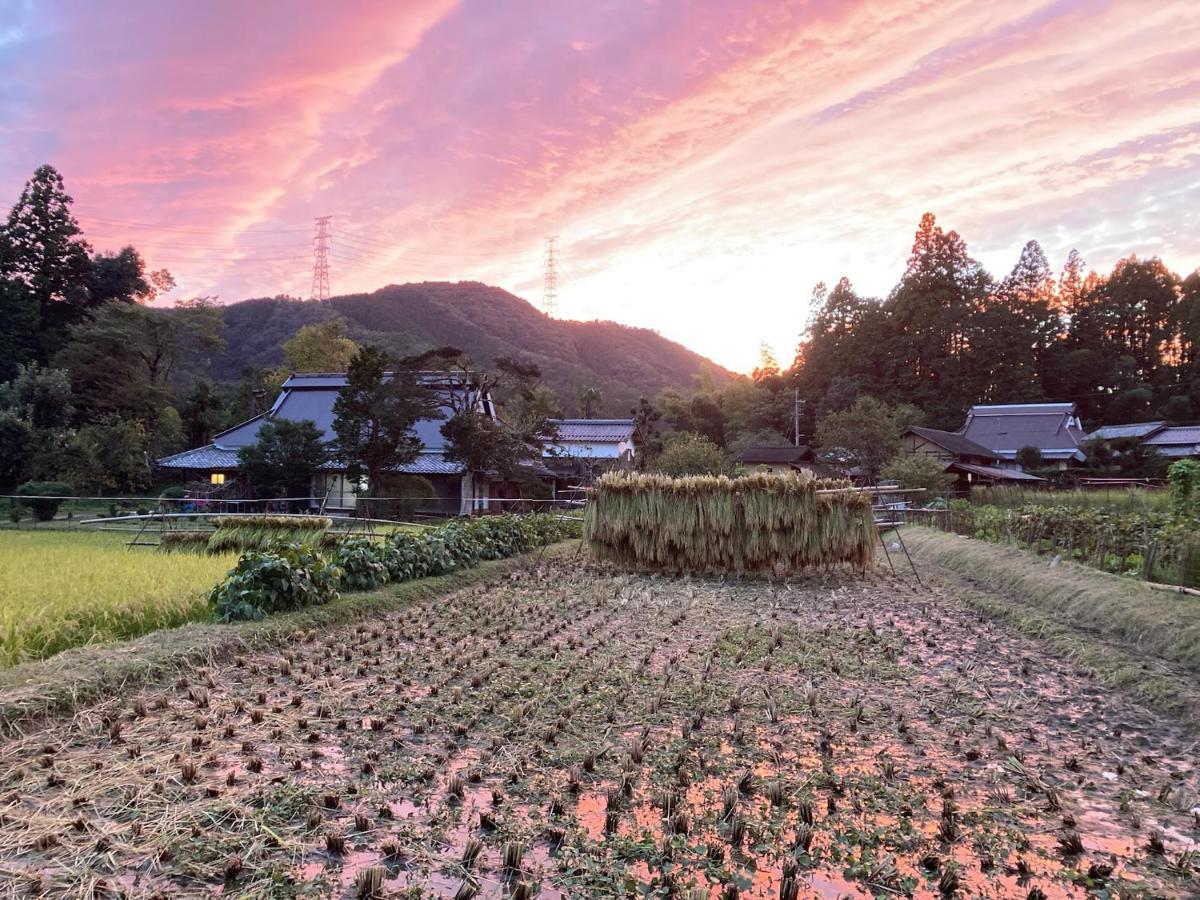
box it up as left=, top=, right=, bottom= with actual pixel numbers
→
left=0, top=561, right=1196, bottom=897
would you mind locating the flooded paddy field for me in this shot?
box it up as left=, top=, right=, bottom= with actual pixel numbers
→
left=0, top=560, right=1196, bottom=897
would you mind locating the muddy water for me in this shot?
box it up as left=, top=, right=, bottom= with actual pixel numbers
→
left=0, top=564, right=1195, bottom=897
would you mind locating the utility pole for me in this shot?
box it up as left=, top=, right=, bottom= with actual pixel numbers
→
left=794, top=388, right=805, bottom=446
left=310, top=215, right=332, bottom=302
left=542, top=236, right=558, bottom=317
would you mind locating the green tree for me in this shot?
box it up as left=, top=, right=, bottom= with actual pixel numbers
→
left=331, top=346, right=437, bottom=497
left=0, top=363, right=76, bottom=481
left=885, top=213, right=991, bottom=425
left=1082, top=437, right=1167, bottom=480
left=880, top=454, right=955, bottom=496
left=577, top=386, right=602, bottom=418
left=0, top=413, right=32, bottom=492
left=56, top=300, right=224, bottom=423
left=147, top=405, right=186, bottom=459
left=1159, top=395, right=1193, bottom=423
left=237, top=419, right=328, bottom=499
left=68, top=414, right=151, bottom=492
left=816, top=396, right=918, bottom=481
left=655, top=432, right=732, bottom=477
left=180, top=380, right=227, bottom=446
left=2, top=165, right=95, bottom=361
left=281, top=318, right=359, bottom=372
left=88, top=247, right=174, bottom=305
left=631, top=397, right=663, bottom=468
left=1014, top=446, right=1043, bottom=471
left=437, top=354, right=557, bottom=486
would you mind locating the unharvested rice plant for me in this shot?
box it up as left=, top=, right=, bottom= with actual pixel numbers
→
left=0, top=553, right=1195, bottom=897
left=585, top=472, right=875, bottom=574
left=0, top=532, right=234, bottom=667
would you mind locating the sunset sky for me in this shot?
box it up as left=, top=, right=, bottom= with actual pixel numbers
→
left=2, top=1, right=1199, bottom=372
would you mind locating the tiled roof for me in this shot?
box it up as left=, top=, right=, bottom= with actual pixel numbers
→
left=905, top=426, right=999, bottom=460
left=157, top=444, right=240, bottom=469
left=1143, top=426, right=1200, bottom=457
left=1087, top=421, right=1167, bottom=441
left=959, top=403, right=1086, bottom=460
left=157, top=370, right=491, bottom=474
left=737, top=445, right=811, bottom=464
left=1143, top=425, right=1200, bottom=446
left=158, top=445, right=465, bottom=475
left=550, top=419, right=635, bottom=442
left=967, top=403, right=1075, bottom=416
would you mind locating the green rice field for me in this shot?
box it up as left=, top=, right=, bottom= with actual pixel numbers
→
left=0, top=531, right=235, bottom=668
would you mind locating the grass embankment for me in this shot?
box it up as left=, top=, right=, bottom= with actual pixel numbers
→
left=905, top=526, right=1200, bottom=727
left=0, top=531, right=235, bottom=668
left=0, top=542, right=576, bottom=730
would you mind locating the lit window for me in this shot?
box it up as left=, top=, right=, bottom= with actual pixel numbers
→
left=211, top=473, right=226, bottom=485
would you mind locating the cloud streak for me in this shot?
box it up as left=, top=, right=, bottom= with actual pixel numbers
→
left=1, top=0, right=1197, bottom=370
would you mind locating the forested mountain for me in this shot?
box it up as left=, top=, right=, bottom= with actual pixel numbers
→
left=205, top=282, right=732, bottom=415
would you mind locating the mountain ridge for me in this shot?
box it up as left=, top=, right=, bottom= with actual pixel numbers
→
left=208, top=281, right=735, bottom=415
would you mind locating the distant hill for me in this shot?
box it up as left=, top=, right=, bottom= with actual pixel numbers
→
left=207, top=282, right=734, bottom=414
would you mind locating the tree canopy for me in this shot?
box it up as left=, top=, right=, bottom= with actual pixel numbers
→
left=237, top=419, right=328, bottom=499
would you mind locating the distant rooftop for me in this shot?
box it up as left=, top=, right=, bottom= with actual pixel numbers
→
left=905, top=426, right=999, bottom=460
left=1087, top=421, right=1166, bottom=442
left=1143, top=425, right=1200, bottom=457
left=959, top=402, right=1086, bottom=461
left=550, top=419, right=635, bottom=443
left=737, top=445, right=811, bottom=465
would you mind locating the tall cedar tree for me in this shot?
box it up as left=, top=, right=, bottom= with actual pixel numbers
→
left=2, top=165, right=94, bottom=363
left=332, top=346, right=438, bottom=497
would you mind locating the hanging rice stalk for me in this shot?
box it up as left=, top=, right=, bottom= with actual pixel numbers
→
left=158, top=531, right=212, bottom=554
left=584, top=472, right=873, bottom=574
left=206, top=516, right=332, bottom=554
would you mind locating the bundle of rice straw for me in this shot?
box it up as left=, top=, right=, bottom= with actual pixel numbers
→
left=584, top=471, right=874, bottom=574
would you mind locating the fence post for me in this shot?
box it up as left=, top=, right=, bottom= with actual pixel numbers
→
left=1141, top=539, right=1157, bottom=582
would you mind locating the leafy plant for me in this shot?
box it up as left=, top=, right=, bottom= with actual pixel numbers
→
left=330, top=537, right=390, bottom=591
left=209, top=543, right=341, bottom=622
left=1168, top=459, right=1200, bottom=519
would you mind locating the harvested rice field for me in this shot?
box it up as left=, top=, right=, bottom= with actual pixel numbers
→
left=0, top=559, right=1197, bottom=898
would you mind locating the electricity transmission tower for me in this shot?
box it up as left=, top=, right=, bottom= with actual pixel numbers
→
left=310, top=215, right=332, bottom=302
left=542, top=235, right=558, bottom=317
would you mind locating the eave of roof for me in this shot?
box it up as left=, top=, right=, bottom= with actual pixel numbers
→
left=949, top=462, right=1044, bottom=482
left=905, top=426, right=999, bottom=460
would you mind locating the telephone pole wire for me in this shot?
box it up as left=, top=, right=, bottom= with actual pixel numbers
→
left=310, top=215, right=332, bottom=302
left=542, top=236, right=558, bottom=317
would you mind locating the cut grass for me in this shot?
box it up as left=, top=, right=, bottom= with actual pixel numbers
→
left=905, top=526, right=1200, bottom=728
left=0, top=531, right=235, bottom=668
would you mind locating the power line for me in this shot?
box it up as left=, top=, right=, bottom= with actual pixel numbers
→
left=310, top=216, right=332, bottom=302
left=77, top=216, right=309, bottom=235
left=542, top=236, right=558, bottom=317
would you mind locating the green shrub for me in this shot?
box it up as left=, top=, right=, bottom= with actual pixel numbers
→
left=207, top=513, right=580, bottom=623
left=382, top=531, right=432, bottom=581
left=331, top=537, right=391, bottom=591
left=16, top=481, right=73, bottom=522
left=210, top=543, right=341, bottom=622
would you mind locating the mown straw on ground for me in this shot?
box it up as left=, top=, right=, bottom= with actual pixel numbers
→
left=905, top=526, right=1200, bottom=728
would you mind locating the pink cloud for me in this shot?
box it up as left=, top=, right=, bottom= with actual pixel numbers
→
left=1, top=0, right=1197, bottom=371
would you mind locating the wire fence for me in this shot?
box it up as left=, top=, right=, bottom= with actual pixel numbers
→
left=1, top=492, right=588, bottom=534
